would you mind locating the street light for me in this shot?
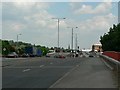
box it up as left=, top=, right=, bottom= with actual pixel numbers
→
left=17, top=34, right=22, bottom=43
left=67, top=27, right=78, bottom=52
left=16, top=34, right=22, bottom=53
left=52, top=18, right=66, bottom=48
left=16, top=34, right=22, bottom=54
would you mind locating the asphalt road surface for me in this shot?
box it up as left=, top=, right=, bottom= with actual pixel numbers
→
left=2, top=54, right=118, bottom=88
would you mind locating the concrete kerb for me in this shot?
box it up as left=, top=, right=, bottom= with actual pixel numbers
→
left=99, top=54, right=120, bottom=88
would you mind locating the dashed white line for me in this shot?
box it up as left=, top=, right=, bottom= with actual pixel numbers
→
left=40, top=65, right=44, bottom=68
left=22, top=69, right=31, bottom=72
left=50, top=63, right=53, bottom=64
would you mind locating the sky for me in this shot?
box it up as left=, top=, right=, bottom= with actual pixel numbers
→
left=1, top=0, right=118, bottom=49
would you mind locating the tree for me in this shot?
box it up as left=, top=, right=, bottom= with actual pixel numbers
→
left=100, top=23, right=120, bottom=52
left=2, top=40, right=15, bottom=55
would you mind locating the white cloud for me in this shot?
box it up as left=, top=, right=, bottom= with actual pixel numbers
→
left=12, top=2, right=50, bottom=10
left=0, top=3, right=2, bottom=39
left=75, top=13, right=117, bottom=32
left=3, top=21, right=26, bottom=32
left=74, top=2, right=112, bottom=14
left=75, top=4, right=93, bottom=14
left=2, top=2, right=117, bottom=48
left=69, top=0, right=116, bottom=2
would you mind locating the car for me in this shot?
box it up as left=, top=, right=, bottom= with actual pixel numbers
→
left=46, top=53, right=51, bottom=57
left=59, top=55, right=65, bottom=58
left=54, top=55, right=65, bottom=58
left=7, top=52, right=18, bottom=58
left=89, top=54, right=94, bottom=57
left=21, top=54, right=29, bottom=57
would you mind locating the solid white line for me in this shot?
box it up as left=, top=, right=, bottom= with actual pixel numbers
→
left=49, top=65, right=79, bottom=88
left=101, top=59, right=114, bottom=70
left=22, top=69, right=31, bottom=72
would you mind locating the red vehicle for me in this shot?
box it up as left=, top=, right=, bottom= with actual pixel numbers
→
left=54, top=55, right=65, bottom=58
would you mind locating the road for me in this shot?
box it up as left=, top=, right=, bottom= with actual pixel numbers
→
left=2, top=53, right=118, bottom=89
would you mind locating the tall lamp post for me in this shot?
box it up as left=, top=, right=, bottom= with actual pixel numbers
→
left=52, top=18, right=66, bottom=49
left=67, top=27, right=78, bottom=52
left=17, top=34, right=22, bottom=44
left=17, top=34, right=22, bottom=54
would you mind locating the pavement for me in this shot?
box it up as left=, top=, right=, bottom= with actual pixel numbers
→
left=2, top=53, right=118, bottom=88
left=50, top=57, right=117, bottom=88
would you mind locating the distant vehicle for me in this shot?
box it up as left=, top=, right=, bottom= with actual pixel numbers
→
left=7, top=52, right=18, bottom=58
left=89, top=54, right=94, bottom=57
left=46, top=53, right=51, bottom=57
left=25, top=46, right=33, bottom=55
left=21, top=53, right=29, bottom=57
left=54, top=55, right=65, bottom=58
left=25, top=46, right=42, bottom=57
left=36, top=49, right=42, bottom=57
left=59, top=55, right=65, bottom=58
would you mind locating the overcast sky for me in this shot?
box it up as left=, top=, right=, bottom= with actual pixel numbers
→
left=1, top=0, right=118, bottom=49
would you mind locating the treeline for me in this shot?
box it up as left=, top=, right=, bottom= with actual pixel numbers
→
left=0, top=39, right=49, bottom=56
left=100, top=23, right=120, bottom=52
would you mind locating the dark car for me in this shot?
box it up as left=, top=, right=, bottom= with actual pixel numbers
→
left=89, top=54, right=94, bottom=57
left=21, top=54, right=29, bottom=57
left=54, top=55, right=65, bottom=58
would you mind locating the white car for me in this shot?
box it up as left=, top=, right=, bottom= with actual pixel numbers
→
left=7, top=52, right=18, bottom=58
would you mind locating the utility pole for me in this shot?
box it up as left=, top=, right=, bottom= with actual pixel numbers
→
left=75, top=34, right=78, bottom=51
left=16, top=34, right=21, bottom=53
left=52, top=18, right=66, bottom=49
left=17, top=34, right=21, bottom=46
left=67, top=27, right=78, bottom=52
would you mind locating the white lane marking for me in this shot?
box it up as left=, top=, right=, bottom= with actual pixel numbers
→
left=50, top=63, right=53, bottom=64
left=76, top=65, right=79, bottom=67
left=40, top=65, right=44, bottom=68
left=49, top=65, right=79, bottom=88
left=101, top=59, right=114, bottom=70
left=22, top=69, right=31, bottom=72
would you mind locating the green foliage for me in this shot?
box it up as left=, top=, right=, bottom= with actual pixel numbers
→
left=100, top=23, right=120, bottom=52
left=40, top=46, right=49, bottom=55
left=2, top=40, right=15, bottom=55
left=1, top=39, right=49, bottom=56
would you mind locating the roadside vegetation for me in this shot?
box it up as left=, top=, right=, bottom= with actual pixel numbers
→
left=0, top=39, right=49, bottom=57
left=100, top=23, right=120, bottom=52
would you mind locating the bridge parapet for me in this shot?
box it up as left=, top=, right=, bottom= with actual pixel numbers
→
left=103, top=51, right=120, bottom=61
left=99, top=54, right=120, bottom=89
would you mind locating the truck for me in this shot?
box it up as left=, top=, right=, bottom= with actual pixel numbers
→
left=25, top=46, right=42, bottom=57
left=36, top=49, right=42, bottom=57
left=25, top=46, right=34, bottom=57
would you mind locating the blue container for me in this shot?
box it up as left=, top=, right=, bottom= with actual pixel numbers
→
left=25, top=46, right=33, bottom=55
left=36, top=49, right=42, bottom=56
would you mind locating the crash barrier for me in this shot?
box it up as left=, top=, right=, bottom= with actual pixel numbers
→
left=99, top=54, right=120, bottom=88
left=100, top=54, right=120, bottom=69
left=102, top=51, right=120, bottom=61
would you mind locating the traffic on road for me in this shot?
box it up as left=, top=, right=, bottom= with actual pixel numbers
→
left=2, top=51, right=118, bottom=88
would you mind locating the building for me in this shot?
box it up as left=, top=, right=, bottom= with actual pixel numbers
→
left=92, top=44, right=102, bottom=52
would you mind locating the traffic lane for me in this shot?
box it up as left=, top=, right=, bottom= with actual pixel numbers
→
left=51, top=57, right=117, bottom=88
left=2, top=57, right=84, bottom=75
left=2, top=57, right=51, bottom=67
left=3, top=57, right=84, bottom=68
left=2, top=57, right=84, bottom=88
left=3, top=66, right=73, bottom=88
